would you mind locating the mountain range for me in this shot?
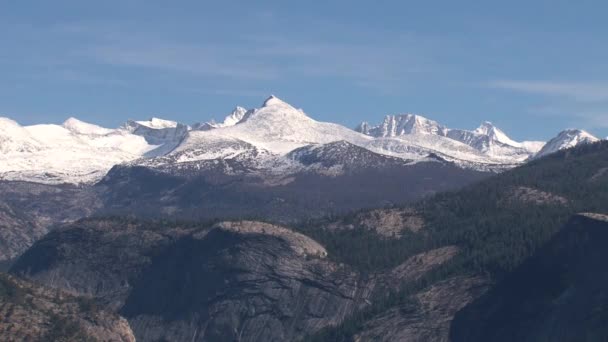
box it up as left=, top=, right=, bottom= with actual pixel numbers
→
left=0, top=95, right=600, bottom=184
left=5, top=140, right=608, bottom=342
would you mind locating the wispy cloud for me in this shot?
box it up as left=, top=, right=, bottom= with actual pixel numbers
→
left=528, top=105, right=608, bottom=129
left=488, top=80, right=608, bottom=132
left=56, top=22, right=435, bottom=91
left=488, top=80, right=608, bottom=102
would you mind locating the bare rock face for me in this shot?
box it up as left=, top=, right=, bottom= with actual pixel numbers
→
left=327, top=207, right=425, bottom=238
left=355, top=276, right=489, bottom=342
left=507, top=186, right=568, bottom=206
left=0, top=273, right=135, bottom=341
left=356, top=208, right=424, bottom=238
left=389, top=246, right=460, bottom=288
left=11, top=219, right=374, bottom=342
left=215, top=221, right=328, bottom=257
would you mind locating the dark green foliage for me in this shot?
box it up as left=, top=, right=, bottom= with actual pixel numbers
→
left=296, top=220, right=432, bottom=274
left=0, top=273, right=25, bottom=303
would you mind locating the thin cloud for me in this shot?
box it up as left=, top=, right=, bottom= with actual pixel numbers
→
left=489, top=80, right=608, bottom=132
left=62, top=23, right=435, bottom=91
left=489, top=80, right=608, bottom=102
left=526, top=104, right=608, bottom=130
left=82, top=42, right=281, bottom=80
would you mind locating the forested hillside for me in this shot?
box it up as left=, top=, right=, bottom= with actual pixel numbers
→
left=303, top=141, right=608, bottom=341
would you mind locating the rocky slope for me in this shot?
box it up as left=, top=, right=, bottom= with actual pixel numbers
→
left=450, top=213, right=608, bottom=342
left=97, top=148, right=489, bottom=222
left=9, top=141, right=608, bottom=342
left=0, top=181, right=100, bottom=262
left=0, top=272, right=135, bottom=341
left=10, top=219, right=375, bottom=342
left=0, top=145, right=488, bottom=265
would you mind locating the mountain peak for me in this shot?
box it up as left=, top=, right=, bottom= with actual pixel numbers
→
left=262, top=95, right=292, bottom=108
left=223, top=106, right=247, bottom=126
left=473, top=121, right=520, bottom=147
left=358, top=113, right=447, bottom=137
left=475, top=121, right=495, bottom=134
left=534, top=129, right=599, bottom=158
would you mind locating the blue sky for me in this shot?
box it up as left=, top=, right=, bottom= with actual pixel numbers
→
left=1, top=1, right=607, bottom=140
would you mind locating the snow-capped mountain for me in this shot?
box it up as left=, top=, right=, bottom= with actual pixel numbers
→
left=357, top=115, right=544, bottom=162
left=0, top=95, right=600, bottom=184
left=357, top=114, right=447, bottom=137
left=0, top=117, right=181, bottom=184
left=534, top=129, right=599, bottom=159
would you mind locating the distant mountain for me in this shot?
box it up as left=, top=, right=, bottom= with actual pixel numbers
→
left=357, top=115, right=546, bottom=163
left=534, top=129, right=599, bottom=159
left=356, top=114, right=447, bottom=137
left=98, top=140, right=488, bottom=222
left=0, top=95, right=600, bottom=184
left=0, top=117, right=173, bottom=184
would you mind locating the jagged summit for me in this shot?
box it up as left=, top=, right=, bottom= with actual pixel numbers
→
left=474, top=121, right=496, bottom=134
left=0, top=95, right=602, bottom=184
left=193, top=106, right=248, bottom=131
left=223, top=106, right=247, bottom=126
left=474, top=121, right=520, bottom=147
left=262, top=94, right=291, bottom=108
left=356, top=114, right=447, bottom=137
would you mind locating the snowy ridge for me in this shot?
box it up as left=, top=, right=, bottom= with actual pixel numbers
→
left=192, top=106, right=248, bottom=131
left=358, top=115, right=545, bottom=162
left=534, top=129, right=599, bottom=159
left=0, top=118, right=178, bottom=184
left=0, top=95, right=601, bottom=184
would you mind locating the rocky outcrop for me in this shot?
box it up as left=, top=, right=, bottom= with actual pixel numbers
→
left=11, top=219, right=375, bottom=342
left=450, top=213, right=608, bottom=342
left=0, top=273, right=135, bottom=341
left=216, top=221, right=328, bottom=257
left=507, top=186, right=568, bottom=206
left=355, top=276, right=489, bottom=342
left=389, top=246, right=460, bottom=288
left=327, top=207, right=425, bottom=238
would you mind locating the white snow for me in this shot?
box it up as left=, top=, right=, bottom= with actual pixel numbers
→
left=0, top=95, right=600, bottom=184
left=358, top=115, right=544, bottom=162
left=534, top=129, right=599, bottom=159
left=135, top=117, right=179, bottom=129
left=0, top=117, right=168, bottom=184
